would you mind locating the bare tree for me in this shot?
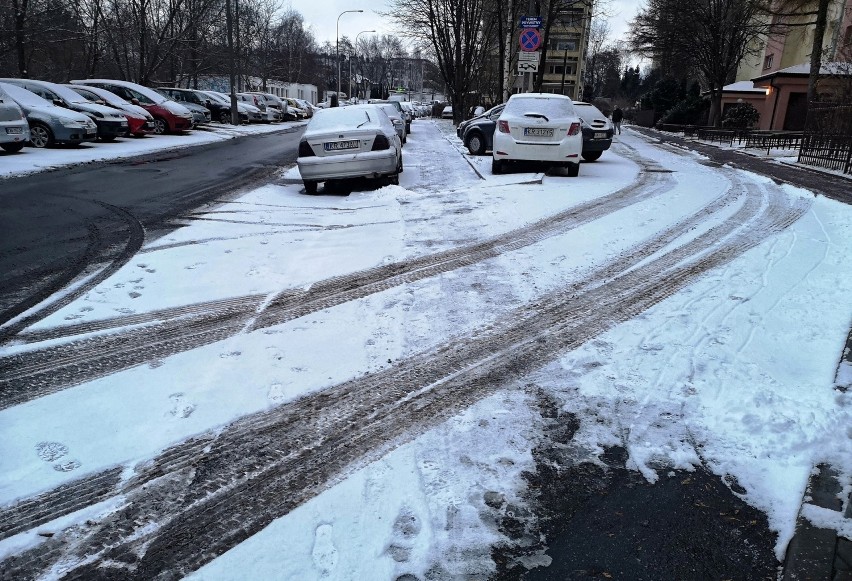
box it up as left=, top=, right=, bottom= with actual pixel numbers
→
left=386, top=0, right=490, bottom=123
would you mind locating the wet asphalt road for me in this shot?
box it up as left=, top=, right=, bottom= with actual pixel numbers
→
left=0, top=126, right=304, bottom=334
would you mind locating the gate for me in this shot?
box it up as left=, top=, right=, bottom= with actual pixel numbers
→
left=797, top=102, right=852, bottom=175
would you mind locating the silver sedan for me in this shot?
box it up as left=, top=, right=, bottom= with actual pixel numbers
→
left=297, top=105, right=403, bottom=194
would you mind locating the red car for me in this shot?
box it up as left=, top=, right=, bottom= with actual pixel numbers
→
left=65, top=84, right=155, bottom=137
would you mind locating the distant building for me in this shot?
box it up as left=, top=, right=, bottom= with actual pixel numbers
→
left=535, top=5, right=591, bottom=100
left=726, top=0, right=852, bottom=129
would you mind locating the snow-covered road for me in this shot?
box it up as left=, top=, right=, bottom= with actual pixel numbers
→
left=1, top=120, right=850, bottom=579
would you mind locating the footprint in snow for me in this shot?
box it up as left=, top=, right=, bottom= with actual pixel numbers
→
left=268, top=383, right=286, bottom=403
left=385, top=506, right=422, bottom=563
left=311, top=524, right=338, bottom=575
left=36, top=441, right=68, bottom=462
left=169, top=393, right=196, bottom=418
left=53, top=460, right=82, bottom=472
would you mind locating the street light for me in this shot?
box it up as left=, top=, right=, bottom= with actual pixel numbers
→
left=352, top=30, right=375, bottom=102
left=337, top=9, right=363, bottom=104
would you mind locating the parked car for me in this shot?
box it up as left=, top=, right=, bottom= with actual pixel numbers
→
left=294, top=98, right=317, bottom=118
left=0, top=84, right=30, bottom=152
left=384, top=100, right=411, bottom=133
left=296, top=104, right=403, bottom=194
left=65, top=84, right=154, bottom=137
left=236, top=93, right=277, bottom=122
left=198, top=91, right=257, bottom=123
left=372, top=102, right=407, bottom=145
left=0, top=78, right=128, bottom=141
left=248, top=93, right=291, bottom=119
left=441, top=105, right=453, bottom=119
left=572, top=101, right=614, bottom=161
left=0, top=81, right=97, bottom=148
left=491, top=93, right=582, bottom=177
left=71, top=79, right=193, bottom=134
left=458, top=104, right=505, bottom=155
left=156, top=87, right=224, bottom=125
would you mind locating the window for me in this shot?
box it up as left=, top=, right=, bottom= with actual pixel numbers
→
left=550, top=37, right=578, bottom=51
left=764, top=54, right=774, bottom=70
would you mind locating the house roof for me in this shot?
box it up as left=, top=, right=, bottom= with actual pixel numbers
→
left=722, top=80, right=766, bottom=93
left=752, top=62, right=852, bottom=82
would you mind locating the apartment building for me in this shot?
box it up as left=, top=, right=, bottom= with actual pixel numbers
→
left=535, top=5, right=591, bottom=100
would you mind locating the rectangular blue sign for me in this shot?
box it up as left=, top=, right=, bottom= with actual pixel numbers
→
left=519, top=16, right=543, bottom=28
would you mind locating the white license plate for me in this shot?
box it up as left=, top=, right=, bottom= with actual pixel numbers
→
left=6, top=127, right=23, bottom=134
left=324, top=140, right=359, bottom=151
left=594, top=132, right=607, bottom=139
left=524, top=127, right=553, bottom=137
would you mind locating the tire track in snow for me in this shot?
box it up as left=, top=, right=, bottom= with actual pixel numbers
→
left=0, top=174, right=810, bottom=580
left=0, top=147, right=672, bottom=409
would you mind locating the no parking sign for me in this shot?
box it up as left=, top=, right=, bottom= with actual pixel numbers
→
left=519, top=28, right=541, bottom=52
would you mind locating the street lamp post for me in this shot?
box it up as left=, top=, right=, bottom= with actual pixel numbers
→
left=337, top=9, right=363, bottom=104
left=352, top=30, right=375, bottom=102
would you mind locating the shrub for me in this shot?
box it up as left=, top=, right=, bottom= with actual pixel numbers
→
left=659, top=95, right=710, bottom=125
left=722, top=103, right=760, bottom=128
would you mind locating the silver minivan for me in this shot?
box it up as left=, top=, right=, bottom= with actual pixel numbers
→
left=0, top=82, right=97, bottom=148
left=0, top=84, right=30, bottom=152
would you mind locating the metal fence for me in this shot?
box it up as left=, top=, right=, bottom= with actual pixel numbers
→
left=798, top=102, right=852, bottom=175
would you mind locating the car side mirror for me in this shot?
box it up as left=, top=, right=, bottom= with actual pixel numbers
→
left=53, top=99, right=64, bottom=107
left=131, top=98, right=140, bottom=105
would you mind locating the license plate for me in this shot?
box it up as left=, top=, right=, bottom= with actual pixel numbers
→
left=524, top=127, right=553, bottom=137
left=324, top=140, right=359, bottom=151
left=6, top=127, right=23, bottom=134
left=86, top=129, right=96, bottom=135
left=594, top=132, right=607, bottom=139
left=120, top=121, right=128, bottom=126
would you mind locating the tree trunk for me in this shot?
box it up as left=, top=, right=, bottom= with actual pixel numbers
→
left=807, top=0, right=831, bottom=103
left=12, top=0, right=29, bottom=77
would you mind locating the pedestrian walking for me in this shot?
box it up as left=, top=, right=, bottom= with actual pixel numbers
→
left=612, top=106, right=623, bottom=135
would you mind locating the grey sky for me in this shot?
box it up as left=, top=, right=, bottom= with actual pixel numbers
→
left=294, top=0, right=641, bottom=49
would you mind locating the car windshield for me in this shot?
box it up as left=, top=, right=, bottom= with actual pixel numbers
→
left=377, top=104, right=399, bottom=119
left=43, top=83, right=92, bottom=104
left=203, top=92, right=228, bottom=104
left=0, top=82, right=51, bottom=107
left=504, top=97, right=576, bottom=119
left=112, top=84, right=165, bottom=105
left=573, top=104, right=606, bottom=119
left=307, top=107, right=376, bottom=132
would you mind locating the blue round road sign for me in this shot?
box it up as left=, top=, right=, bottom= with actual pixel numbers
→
left=519, top=28, right=541, bottom=52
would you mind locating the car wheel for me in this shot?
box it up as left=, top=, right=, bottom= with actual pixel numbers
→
left=1, top=142, right=25, bottom=153
left=219, top=111, right=230, bottom=124
left=466, top=132, right=486, bottom=156
left=303, top=180, right=318, bottom=194
left=567, top=162, right=580, bottom=177
left=582, top=151, right=602, bottom=162
left=29, top=123, right=54, bottom=148
left=152, top=118, right=168, bottom=134
left=388, top=173, right=400, bottom=185
left=492, top=158, right=504, bottom=175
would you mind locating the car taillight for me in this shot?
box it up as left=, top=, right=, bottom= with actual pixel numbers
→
left=372, top=134, right=390, bottom=151
left=568, top=122, right=580, bottom=136
left=498, top=120, right=510, bottom=133
left=298, top=140, right=314, bottom=157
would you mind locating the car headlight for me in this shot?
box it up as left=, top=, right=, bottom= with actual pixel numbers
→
left=53, top=116, right=87, bottom=127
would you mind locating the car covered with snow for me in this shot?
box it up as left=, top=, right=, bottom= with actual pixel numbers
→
left=491, top=93, right=583, bottom=177
left=296, top=104, right=403, bottom=194
left=0, top=81, right=97, bottom=148
left=0, top=84, right=30, bottom=152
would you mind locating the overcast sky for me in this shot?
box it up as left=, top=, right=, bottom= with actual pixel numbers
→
left=292, top=0, right=641, bottom=50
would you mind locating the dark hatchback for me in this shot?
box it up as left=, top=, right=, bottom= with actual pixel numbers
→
left=573, top=101, right=614, bottom=161
left=158, top=87, right=229, bottom=124
left=458, top=104, right=505, bottom=155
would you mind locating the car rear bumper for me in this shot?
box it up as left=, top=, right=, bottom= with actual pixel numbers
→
left=582, top=138, right=612, bottom=153
left=493, top=135, right=582, bottom=163
left=1, top=121, right=30, bottom=144
left=297, top=149, right=398, bottom=181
